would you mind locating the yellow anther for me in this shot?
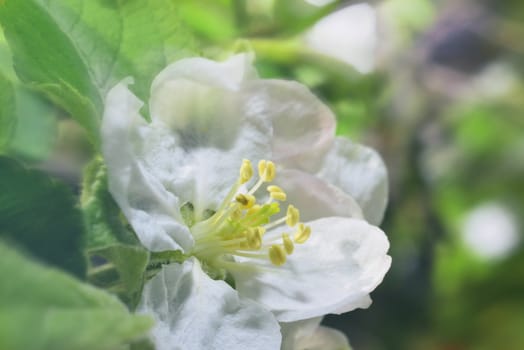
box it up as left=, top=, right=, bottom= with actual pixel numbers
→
left=258, top=160, right=276, bottom=182
left=255, top=226, right=266, bottom=236
left=270, top=191, right=287, bottom=202
left=263, top=161, right=276, bottom=182
left=286, top=205, right=300, bottom=227
left=235, top=193, right=256, bottom=209
left=267, top=185, right=284, bottom=193
left=258, top=160, right=267, bottom=179
left=282, top=234, right=294, bottom=254
left=239, top=159, right=253, bottom=184
left=267, top=185, right=287, bottom=201
left=246, top=229, right=262, bottom=250
left=268, top=245, right=287, bottom=266
left=294, top=223, right=311, bottom=244
left=246, top=204, right=262, bottom=216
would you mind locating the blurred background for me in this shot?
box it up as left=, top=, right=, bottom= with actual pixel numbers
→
left=1, top=0, right=523, bottom=349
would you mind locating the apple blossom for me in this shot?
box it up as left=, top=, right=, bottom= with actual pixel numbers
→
left=281, top=317, right=352, bottom=350
left=102, top=54, right=391, bottom=348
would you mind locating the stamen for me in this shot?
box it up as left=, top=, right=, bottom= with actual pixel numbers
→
left=267, top=185, right=287, bottom=201
left=282, top=234, right=294, bottom=254
left=294, top=223, right=311, bottom=244
left=258, top=160, right=267, bottom=179
left=191, top=158, right=312, bottom=270
left=264, top=161, right=276, bottom=182
left=236, top=193, right=256, bottom=209
left=259, top=160, right=276, bottom=182
left=268, top=245, right=287, bottom=266
left=230, top=208, right=242, bottom=220
left=264, top=216, right=287, bottom=230
left=246, top=204, right=262, bottom=216
left=246, top=228, right=262, bottom=250
left=255, top=226, right=266, bottom=236
left=286, top=205, right=300, bottom=227
left=267, top=185, right=284, bottom=193
left=269, top=191, right=287, bottom=202
left=239, top=159, right=253, bottom=184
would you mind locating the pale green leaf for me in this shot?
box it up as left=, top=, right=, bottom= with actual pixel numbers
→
left=0, top=242, right=153, bottom=350
left=0, top=72, right=15, bottom=151
left=0, top=0, right=194, bottom=144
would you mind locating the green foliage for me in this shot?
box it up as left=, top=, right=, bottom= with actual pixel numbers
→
left=1, top=29, right=58, bottom=160
left=8, top=86, right=57, bottom=160
left=88, top=245, right=150, bottom=310
left=0, top=241, right=152, bottom=350
left=0, top=156, right=86, bottom=277
left=82, top=157, right=140, bottom=249
left=0, top=0, right=194, bottom=145
left=179, top=0, right=237, bottom=42
left=0, top=72, right=15, bottom=151
left=272, top=0, right=340, bottom=35
left=0, top=0, right=101, bottom=143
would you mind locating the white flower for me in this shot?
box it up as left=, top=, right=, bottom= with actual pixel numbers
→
left=304, top=3, right=378, bottom=74
left=102, top=54, right=391, bottom=348
left=281, top=317, right=352, bottom=350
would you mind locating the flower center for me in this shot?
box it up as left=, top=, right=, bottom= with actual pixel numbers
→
left=189, top=159, right=312, bottom=267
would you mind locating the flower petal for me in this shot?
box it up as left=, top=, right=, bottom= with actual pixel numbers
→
left=305, top=3, right=377, bottom=74
left=231, top=217, right=391, bottom=322
left=102, top=79, right=193, bottom=252
left=281, top=318, right=352, bottom=350
left=316, top=137, right=388, bottom=225
left=241, top=80, right=336, bottom=172
left=274, top=169, right=363, bottom=222
left=137, top=259, right=282, bottom=350
left=280, top=317, right=322, bottom=350
left=295, top=326, right=352, bottom=350
left=145, top=55, right=272, bottom=217
left=149, top=54, right=259, bottom=150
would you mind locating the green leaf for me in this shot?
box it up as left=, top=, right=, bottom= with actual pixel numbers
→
left=0, top=71, right=15, bottom=151
left=82, top=156, right=140, bottom=249
left=0, top=241, right=153, bottom=350
left=0, top=0, right=100, bottom=143
left=272, top=0, right=341, bottom=35
left=88, top=244, right=150, bottom=310
left=0, top=31, right=58, bottom=160
left=0, top=27, right=15, bottom=79
left=179, top=1, right=236, bottom=42
left=8, top=86, right=57, bottom=161
left=0, top=0, right=194, bottom=144
left=114, top=0, right=196, bottom=102
left=0, top=156, right=86, bottom=277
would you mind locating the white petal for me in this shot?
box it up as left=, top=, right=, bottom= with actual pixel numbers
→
left=145, top=55, right=272, bottom=217
left=305, top=3, right=377, bottom=74
left=149, top=54, right=259, bottom=151
left=274, top=169, right=363, bottom=222
left=295, top=326, right=352, bottom=350
left=317, top=137, right=388, bottom=225
left=281, top=318, right=352, bottom=350
left=231, top=217, right=391, bottom=322
left=102, top=79, right=193, bottom=252
left=137, top=259, right=282, bottom=350
left=241, top=80, right=336, bottom=172
left=280, top=317, right=322, bottom=350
